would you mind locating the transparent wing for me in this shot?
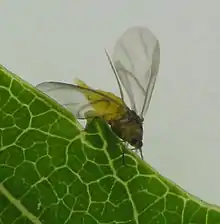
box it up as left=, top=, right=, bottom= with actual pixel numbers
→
left=36, top=82, right=126, bottom=121
left=112, top=26, right=160, bottom=118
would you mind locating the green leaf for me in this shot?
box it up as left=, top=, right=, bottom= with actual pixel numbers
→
left=0, top=64, right=220, bottom=224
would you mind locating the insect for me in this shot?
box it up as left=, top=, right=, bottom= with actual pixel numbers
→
left=36, top=26, right=160, bottom=160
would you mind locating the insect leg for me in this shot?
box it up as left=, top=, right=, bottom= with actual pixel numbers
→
left=139, top=148, right=144, bottom=160
left=131, top=147, right=144, bottom=160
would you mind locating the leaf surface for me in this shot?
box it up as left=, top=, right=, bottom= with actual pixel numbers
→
left=0, top=65, right=220, bottom=224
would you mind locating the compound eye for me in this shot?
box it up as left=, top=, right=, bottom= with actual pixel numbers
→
left=131, top=138, right=138, bottom=146
left=131, top=138, right=143, bottom=148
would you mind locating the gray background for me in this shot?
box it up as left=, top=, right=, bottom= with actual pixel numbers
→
left=0, top=1, right=219, bottom=205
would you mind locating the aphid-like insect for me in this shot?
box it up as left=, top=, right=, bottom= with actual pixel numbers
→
left=36, top=26, right=160, bottom=160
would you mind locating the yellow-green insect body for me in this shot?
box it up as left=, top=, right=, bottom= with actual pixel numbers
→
left=76, top=79, right=143, bottom=150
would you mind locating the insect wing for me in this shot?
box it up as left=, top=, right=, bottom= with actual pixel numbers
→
left=112, top=26, right=160, bottom=118
left=36, top=81, right=126, bottom=121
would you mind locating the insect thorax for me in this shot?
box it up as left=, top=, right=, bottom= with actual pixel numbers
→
left=109, top=109, right=143, bottom=148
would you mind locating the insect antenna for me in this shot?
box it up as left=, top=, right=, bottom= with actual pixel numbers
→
left=104, top=48, right=125, bottom=104
left=121, top=142, right=128, bottom=166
